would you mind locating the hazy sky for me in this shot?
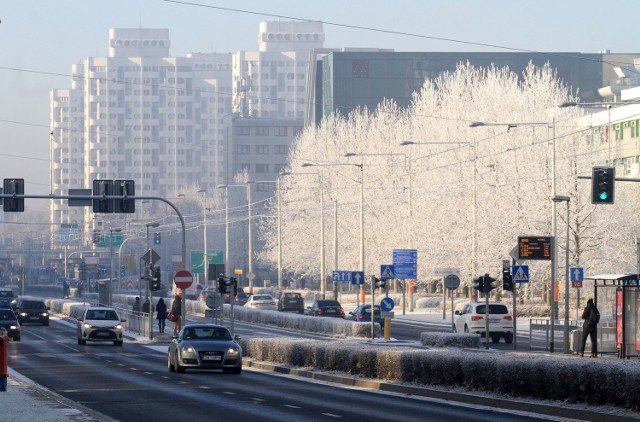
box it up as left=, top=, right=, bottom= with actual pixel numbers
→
left=1, top=0, right=638, bottom=205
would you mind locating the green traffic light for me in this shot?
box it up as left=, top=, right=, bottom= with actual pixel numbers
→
left=599, top=192, right=608, bottom=201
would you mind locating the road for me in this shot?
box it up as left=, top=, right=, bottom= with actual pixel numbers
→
left=10, top=316, right=558, bottom=422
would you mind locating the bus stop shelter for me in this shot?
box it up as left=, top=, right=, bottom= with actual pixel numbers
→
left=585, top=274, right=640, bottom=359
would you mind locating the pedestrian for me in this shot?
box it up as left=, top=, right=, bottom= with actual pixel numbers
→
left=579, top=298, right=600, bottom=358
left=170, top=292, right=183, bottom=335
left=62, top=281, right=70, bottom=299
left=156, top=297, right=167, bottom=333
left=143, top=298, right=151, bottom=314
left=76, top=280, right=84, bottom=297
left=132, top=297, right=141, bottom=314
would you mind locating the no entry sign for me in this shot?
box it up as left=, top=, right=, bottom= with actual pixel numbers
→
left=174, top=270, right=193, bottom=289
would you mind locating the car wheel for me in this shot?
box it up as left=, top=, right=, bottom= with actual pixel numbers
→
left=175, top=353, right=185, bottom=373
left=452, top=324, right=457, bottom=333
left=491, top=334, right=501, bottom=343
left=114, top=340, right=123, bottom=346
left=43, top=321, right=49, bottom=327
left=464, top=325, right=469, bottom=333
left=167, top=354, right=175, bottom=372
left=232, top=367, right=242, bottom=375
left=505, top=332, right=514, bottom=344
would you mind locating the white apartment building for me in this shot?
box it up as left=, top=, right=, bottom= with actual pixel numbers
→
left=50, top=28, right=233, bottom=242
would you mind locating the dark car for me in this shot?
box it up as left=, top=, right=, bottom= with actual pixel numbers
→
left=0, top=308, right=20, bottom=341
left=346, top=304, right=384, bottom=325
left=224, top=287, right=248, bottom=306
left=168, top=324, right=242, bottom=374
left=0, top=288, right=17, bottom=309
left=15, top=297, right=50, bottom=326
left=305, top=299, right=344, bottom=318
left=277, top=292, right=305, bottom=314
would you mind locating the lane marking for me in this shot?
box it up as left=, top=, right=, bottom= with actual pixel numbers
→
left=322, top=413, right=342, bottom=418
left=284, top=404, right=301, bottom=409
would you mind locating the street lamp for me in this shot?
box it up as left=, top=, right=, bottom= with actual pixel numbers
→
left=198, top=190, right=208, bottom=286
left=553, top=195, right=571, bottom=354
left=109, top=227, right=122, bottom=307
left=302, top=162, right=364, bottom=301
left=216, top=183, right=251, bottom=288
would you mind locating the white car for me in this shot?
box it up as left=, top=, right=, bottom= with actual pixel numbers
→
left=453, top=301, right=513, bottom=343
left=77, top=306, right=125, bottom=346
left=244, top=294, right=277, bottom=311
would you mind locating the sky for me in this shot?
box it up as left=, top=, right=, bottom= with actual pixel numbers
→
left=1, top=0, right=639, bottom=208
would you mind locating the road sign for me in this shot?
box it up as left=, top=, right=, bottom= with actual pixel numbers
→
left=332, top=271, right=352, bottom=282
left=393, top=249, right=417, bottom=279
left=174, top=269, right=194, bottom=289
left=512, top=265, right=529, bottom=283
left=351, top=271, right=365, bottom=285
left=517, top=236, right=552, bottom=260
left=571, top=281, right=583, bottom=288
left=380, top=297, right=395, bottom=312
left=444, top=274, right=461, bottom=290
left=570, top=267, right=584, bottom=282
left=380, top=265, right=395, bottom=280
left=142, top=248, right=161, bottom=265
left=190, top=250, right=224, bottom=274
left=247, top=272, right=255, bottom=281
left=434, top=267, right=460, bottom=277
left=380, top=311, right=394, bottom=318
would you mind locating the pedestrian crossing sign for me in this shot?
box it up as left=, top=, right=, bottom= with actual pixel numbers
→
left=380, top=265, right=395, bottom=280
left=512, top=265, right=529, bottom=283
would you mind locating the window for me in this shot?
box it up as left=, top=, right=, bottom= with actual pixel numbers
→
left=274, top=145, right=288, bottom=155
left=256, top=164, right=269, bottom=174
left=274, top=127, right=288, bottom=136
left=256, top=126, right=269, bottom=136
left=236, top=126, right=250, bottom=136
left=237, top=145, right=250, bottom=155
left=256, top=145, right=269, bottom=154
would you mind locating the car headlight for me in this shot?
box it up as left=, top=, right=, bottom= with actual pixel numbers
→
left=180, top=346, right=197, bottom=357
left=9, top=325, right=18, bottom=330
left=19, top=312, right=28, bottom=317
left=226, top=347, right=240, bottom=356
left=40, top=312, right=49, bottom=317
left=114, top=324, right=122, bottom=330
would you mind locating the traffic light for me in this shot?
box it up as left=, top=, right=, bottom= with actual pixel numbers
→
left=482, top=274, right=497, bottom=293
left=591, top=166, right=615, bottom=204
left=473, top=276, right=485, bottom=293
left=3, top=178, right=25, bottom=212
left=217, top=277, right=227, bottom=295
left=502, top=267, right=514, bottom=292
left=230, top=277, right=238, bottom=296
left=92, top=179, right=114, bottom=213
left=154, top=232, right=161, bottom=245
left=373, top=277, right=386, bottom=290
left=151, top=267, right=162, bottom=291
left=115, top=179, right=135, bottom=213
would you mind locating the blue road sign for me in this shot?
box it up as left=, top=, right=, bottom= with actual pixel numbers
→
left=380, top=297, right=395, bottom=312
left=570, top=267, right=584, bottom=282
left=512, top=265, right=529, bottom=283
left=351, top=271, right=365, bottom=285
left=393, top=249, right=417, bottom=279
left=380, top=265, right=395, bottom=280
left=332, top=271, right=352, bottom=282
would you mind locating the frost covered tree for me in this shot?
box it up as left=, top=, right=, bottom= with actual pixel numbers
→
left=256, top=62, right=640, bottom=300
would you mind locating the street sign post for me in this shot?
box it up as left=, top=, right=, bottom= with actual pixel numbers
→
left=393, top=249, right=417, bottom=279
left=380, top=265, right=395, bottom=280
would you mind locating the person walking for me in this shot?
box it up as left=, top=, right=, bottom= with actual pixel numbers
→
left=132, top=297, right=141, bottom=314
left=142, top=298, right=151, bottom=314
left=579, top=298, right=600, bottom=358
left=156, top=297, right=167, bottom=333
left=170, top=292, right=183, bottom=336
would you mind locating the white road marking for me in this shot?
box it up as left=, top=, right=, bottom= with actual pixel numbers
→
left=284, top=404, right=301, bottom=409
left=322, top=413, right=342, bottom=418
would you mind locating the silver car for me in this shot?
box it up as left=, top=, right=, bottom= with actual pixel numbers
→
left=167, top=324, right=242, bottom=374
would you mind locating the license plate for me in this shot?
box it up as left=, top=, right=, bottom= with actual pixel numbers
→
left=97, top=331, right=110, bottom=336
left=489, top=318, right=500, bottom=323
left=326, top=309, right=336, bottom=314
left=203, top=355, right=222, bottom=361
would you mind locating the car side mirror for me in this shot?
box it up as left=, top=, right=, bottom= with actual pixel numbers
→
left=120, top=318, right=127, bottom=323
left=234, top=334, right=241, bottom=341
left=77, top=316, right=83, bottom=321
left=454, top=310, right=461, bottom=315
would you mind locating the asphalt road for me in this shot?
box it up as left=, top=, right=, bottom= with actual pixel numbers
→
left=10, top=317, right=559, bottom=422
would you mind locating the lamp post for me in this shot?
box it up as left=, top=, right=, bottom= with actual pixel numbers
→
left=553, top=195, right=571, bottom=354
left=198, top=190, right=208, bottom=287
left=303, top=162, right=364, bottom=301
left=216, top=183, right=252, bottom=287
left=109, top=227, right=122, bottom=307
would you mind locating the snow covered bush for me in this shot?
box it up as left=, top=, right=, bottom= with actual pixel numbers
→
left=420, top=332, right=480, bottom=348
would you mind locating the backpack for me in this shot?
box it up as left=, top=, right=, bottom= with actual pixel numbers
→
left=589, top=308, right=600, bottom=325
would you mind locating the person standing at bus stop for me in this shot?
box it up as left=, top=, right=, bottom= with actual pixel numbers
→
left=579, top=298, right=600, bottom=358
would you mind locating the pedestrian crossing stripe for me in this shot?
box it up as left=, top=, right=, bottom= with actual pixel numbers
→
left=381, top=266, right=394, bottom=278
left=513, top=265, right=529, bottom=282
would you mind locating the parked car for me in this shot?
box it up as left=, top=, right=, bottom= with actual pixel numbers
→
left=167, top=324, right=242, bottom=374
left=77, top=306, right=125, bottom=346
left=453, top=301, right=514, bottom=343
left=305, top=299, right=345, bottom=318
left=0, top=288, right=17, bottom=309
left=15, top=297, right=50, bottom=326
left=0, top=308, right=20, bottom=341
left=244, top=294, right=277, bottom=311
left=346, top=304, right=383, bottom=325
left=277, top=292, right=305, bottom=314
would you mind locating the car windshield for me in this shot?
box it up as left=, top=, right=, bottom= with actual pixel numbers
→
left=475, top=304, right=509, bottom=314
left=0, top=310, right=15, bottom=319
left=182, top=327, right=232, bottom=341
left=253, top=295, right=272, bottom=301
left=318, top=300, right=340, bottom=307
left=0, top=291, right=14, bottom=298
left=360, top=306, right=380, bottom=315
left=86, top=310, right=120, bottom=320
left=283, top=293, right=301, bottom=299
left=23, top=301, right=46, bottom=310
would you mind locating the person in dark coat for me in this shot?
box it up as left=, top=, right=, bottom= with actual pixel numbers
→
left=170, top=293, right=183, bottom=335
left=155, top=298, right=167, bottom=333
left=579, top=298, right=600, bottom=357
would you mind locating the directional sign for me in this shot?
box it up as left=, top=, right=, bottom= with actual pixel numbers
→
left=570, top=267, right=584, bottom=282
left=351, top=271, right=365, bottom=285
left=512, top=265, right=529, bottom=283
left=332, top=271, right=352, bottom=283
left=174, top=269, right=194, bottom=289
left=380, top=265, right=395, bottom=280
left=380, top=297, right=395, bottom=312
left=393, top=249, right=417, bottom=279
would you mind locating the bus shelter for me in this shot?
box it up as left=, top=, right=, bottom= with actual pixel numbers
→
left=585, top=274, right=640, bottom=359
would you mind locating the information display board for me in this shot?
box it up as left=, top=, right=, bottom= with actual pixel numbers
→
left=517, top=236, right=552, bottom=260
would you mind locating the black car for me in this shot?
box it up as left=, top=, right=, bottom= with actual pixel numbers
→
left=0, top=288, right=17, bottom=310
left=305, top=299, right=344, bottom=318
left=224, top=287, right=248, bottom=306
left=277, top=292, right=305, bottom=314
left=0, top=308, right=20, bottom=341
left=346, top=304, right=384, bottom=325
left=15, top=297, right=50, bottom=326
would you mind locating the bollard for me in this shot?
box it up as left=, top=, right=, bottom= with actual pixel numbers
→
left=384, top=318, right=391, bottom=341
left=0, top=328, right=7, bottom=392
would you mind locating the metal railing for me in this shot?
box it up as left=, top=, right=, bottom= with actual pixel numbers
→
left=529, top=318, right=580, bottom=351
